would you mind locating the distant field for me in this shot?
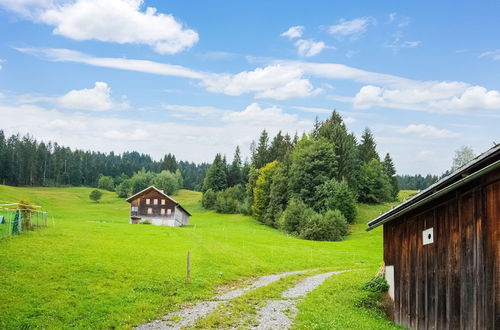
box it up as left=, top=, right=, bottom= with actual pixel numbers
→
left=0, top=185, right=411, bottom=329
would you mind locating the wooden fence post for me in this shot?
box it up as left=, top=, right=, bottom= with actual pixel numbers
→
left=186, top=251, right=191, bottom=283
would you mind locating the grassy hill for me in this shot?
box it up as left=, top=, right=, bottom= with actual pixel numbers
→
left=0, top=185, right=410, bottom=329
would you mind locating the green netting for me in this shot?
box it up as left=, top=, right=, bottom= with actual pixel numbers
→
left=12, top=210, right=21, bottom=235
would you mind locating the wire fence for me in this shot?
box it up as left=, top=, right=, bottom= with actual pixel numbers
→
left=0, top=202, right=48, bottom=239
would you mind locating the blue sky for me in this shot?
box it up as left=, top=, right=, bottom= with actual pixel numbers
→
left=0, top=0, right=499, bottom=175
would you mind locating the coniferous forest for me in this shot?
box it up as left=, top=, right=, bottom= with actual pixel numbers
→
left=0, top=130, right=209, bottom=192
left=201, top=111, right=400, bottom=241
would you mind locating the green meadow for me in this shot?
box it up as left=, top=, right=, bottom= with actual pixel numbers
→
left=0, top=185, right=410, bottom=329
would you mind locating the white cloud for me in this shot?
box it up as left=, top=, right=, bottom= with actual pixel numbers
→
left=202, top=64, right=321, bottom=100
left=417, top=150, right=433, bottom=160
left=222, top=103, right=301, bottom=126
left=480, top=50, right=500, bottom=61
left=0, top=0, right=58, bottom=18
left=353, top=83, right=500, bottom=113
left=397, top=124, right=459, bottom=138
left=103, top=129, right=149, bottom=141
left=3, top=0, right=199, bottom=54
left=0, top=101, right=310, bottom=163
left=281, top=25, right=304, bottom=39
left=17, top=47, right=500, bottom=111
left=57, top=82, right=128, bottom=111
left=294, top=39, right=329, bottom=57
left=328, top=17, right=375, bottom=39
left=17, top=47, right=206, bottom=79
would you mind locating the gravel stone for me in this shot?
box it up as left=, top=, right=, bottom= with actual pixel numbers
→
left=281, top=271, right=345, bottom=299
left=135, top=270, right=308, bottom=329
left=252, top=270, right=347, bottom=329
left=216, top=270, right=307, bottom=300
left=136, top=301, right=223, bottom=330
left=251, top=300, right=297, bottom=330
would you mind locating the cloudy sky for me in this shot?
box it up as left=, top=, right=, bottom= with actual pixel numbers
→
left=0, top=0, right=499, bottom=175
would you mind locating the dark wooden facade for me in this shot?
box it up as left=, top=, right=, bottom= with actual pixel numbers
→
left=126, top=186, right=190, bottom=227
left=129, top=189, right=177, bottom=220
left=382, top=168, right=499, bottom=329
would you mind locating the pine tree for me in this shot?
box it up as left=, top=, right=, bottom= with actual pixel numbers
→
left=162, top=153, right=178, bottom=172
left=202, top=154, right=228, bottom=192
left=314, top=110, right=358, bottom=182
left=383, top=153, right=399, bottom=200
left=252, top=130, right=270, bottom=169
left=228, top=146, right=242, bottom=187
left=358, top=127, right=379, bottom=163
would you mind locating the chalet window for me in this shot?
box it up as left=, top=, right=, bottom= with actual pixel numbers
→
left=161, top=209, right=165, bottom=215
left=147, top=208, right=152, bottom=214
left=131, top=206, right=138, bottom=212
left=154, top=199, right=158, bottom=205
left=161, top=199, right=166, bottom=205
left=146, top=199, right=150, bottom=205
left=167, top=209, right=172, bottom=215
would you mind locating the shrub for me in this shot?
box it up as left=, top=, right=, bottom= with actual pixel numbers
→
left=115, top=179, right=133, bottom=198
left=362, top=274, right=389, bottom=293
left=357, top=159, right=393, bottom=204
left=278, top=198, right=315, bottom=236
left=97, top=175, right=115, bottom=191
left=202, top=189, right=216, bottom=209
left=153, top=170, right=180, bottom=195
left=214, top=184, right=246, bottom=214
left=315, top=179, right=357, bottom=223
left=18, top=199, right=35, bottom=231
left=300, top=209, right=348, bottom=241
left=89, top=189, right=103, bottom=203
left=356, top=274, right=392, bottom=319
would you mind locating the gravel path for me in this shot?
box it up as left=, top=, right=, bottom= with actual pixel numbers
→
left=252, top=270, right=347, bottom=330
left=216, top=270, right=306, bottom=300
left=251, top=300, right=297, bottom=330
left=135, top=270, right=307, bottom=330
left=136, top=301, right=222, bottom=330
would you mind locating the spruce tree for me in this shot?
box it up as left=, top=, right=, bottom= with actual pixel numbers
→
left=228, top=146, right=242, bottom=187
left=358, top=127, right=379, bottom=163
left=252, top=130, right=270, bottom=169
left=202, top=154, right=228, bottom=192
left=383, top=153, right=399, bottom=200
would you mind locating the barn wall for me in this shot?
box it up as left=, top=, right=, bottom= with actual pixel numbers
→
left=383, top=168, right=499, bottom=329
left=130, top=190, right=177, bottom=220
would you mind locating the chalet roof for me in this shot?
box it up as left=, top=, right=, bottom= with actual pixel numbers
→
left=126, top=186, right=192, bottom=216
left=367, top=143, right=500, bottom=231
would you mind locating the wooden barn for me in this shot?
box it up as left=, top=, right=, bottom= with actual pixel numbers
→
left=367, top=144, right=499, bottom=329
left=126, top=186, right=191, bottom=227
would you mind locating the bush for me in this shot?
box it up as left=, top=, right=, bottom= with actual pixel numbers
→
left=357, top=159, right=393, bottom=204
left=115, top=179, right=133, bottom=198
left=153, top=170, right=180, bottom=195
left=356, top=274, right=392, bottom=319
left=315, top=179, right=357, bottom=223
left=362, top=274, right=389, bottom=293
left=97, top=175, right=115, bottom=191
left=300, top=209, right=348, bottom=241
left=202, top=189, right=216, bottom=209
left=89, top=189, right=103, bottom=203
left=278, top=198, right=315, bottom=236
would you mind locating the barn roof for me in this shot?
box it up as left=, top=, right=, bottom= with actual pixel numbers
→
left=367, top=143, right=500, bottom=231
left=126, top=186, right=192, bottom=216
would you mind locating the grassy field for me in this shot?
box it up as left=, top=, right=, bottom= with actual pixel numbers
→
left=0, top=185, right=410, bottom=329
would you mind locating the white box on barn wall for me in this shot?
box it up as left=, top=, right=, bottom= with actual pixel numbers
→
left=385, top=265, right=395, bottom=300
left=423, top=227, right=434, bottom=245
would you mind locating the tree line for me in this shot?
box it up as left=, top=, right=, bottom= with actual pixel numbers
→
left=0, top=131, right=209, bottom=192
left=201, top=111, right=399, bottom=241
